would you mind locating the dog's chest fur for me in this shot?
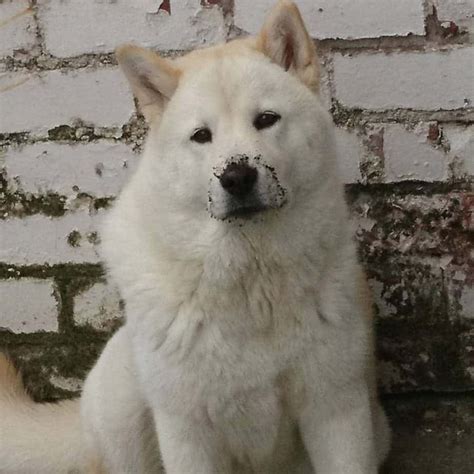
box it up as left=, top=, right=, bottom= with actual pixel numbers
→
left=130, top=258, right=319, bottom=466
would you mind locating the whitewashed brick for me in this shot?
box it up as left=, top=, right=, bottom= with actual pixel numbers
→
left=434, top=0, right=474, bottom=34
left=0, top=279, right=58, bottom=333
left=0, top=0, right=37, bottom=57
left=235, top=0, right=425, bottom=39
left=0, top=212, right=103, bottom=265
left=74, top=282, right=124, bottom=331
left=5, top=142, right=139, bottom=198
left=444, top=125, right=474, bottom=175
left=38, top=0, right=226, bottom=58
left=384, top=124, right=448, bottom=182
left=333, top=48, right=474, bottom=110
left=0, top=68, right=134, bottom=134
left=334, top=128, right=363, bottom=183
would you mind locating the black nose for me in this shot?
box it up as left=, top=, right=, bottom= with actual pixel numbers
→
left=219, top=163, right=258, bottom=197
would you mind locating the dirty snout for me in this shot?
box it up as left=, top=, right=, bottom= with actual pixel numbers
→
left=208, top=155, right=287, bottom=220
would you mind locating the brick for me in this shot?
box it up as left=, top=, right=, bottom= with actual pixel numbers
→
left=384, top=124, right=448, bottom=182
left=367, top=256, right=474, bottom=393
left=333, top=47, right=474, bottom=110
left=346, top=187, right=473, bottom=394
left=0, top=279, right=58, bottom=333
left=7, top=343, right=103, bottom=399
left=434, top=0, right=474, bottom=34
left=443, top=125, right=474, bottom=176
left=0, top=0, right=38, bottom=57
left=5, top=142, right=139, bottom=198
left=74, top=282, right=124, bottom=332
left=0, top=212, right=103, bottom=265
left=447, top=258, right=472, bottom=287
left=37, top=0, right=226, bottom=58
left=234, top=0, right=425, bottom=39
left=351, top=192, right=470, bottom=258
left=460, top=286, right=474, bottom=320
left=334, top=127, right=363, bottom=183
left=0, top=68, right=134, bottom=134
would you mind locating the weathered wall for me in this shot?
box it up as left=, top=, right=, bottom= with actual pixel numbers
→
left=0, top=1, right=473, bottom=464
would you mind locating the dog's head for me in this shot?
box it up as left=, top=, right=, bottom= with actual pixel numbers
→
left=116, top=1, right=338, bottom=229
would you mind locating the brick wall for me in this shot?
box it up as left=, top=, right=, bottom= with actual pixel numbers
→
left=0, top=0, right=472, bottom=411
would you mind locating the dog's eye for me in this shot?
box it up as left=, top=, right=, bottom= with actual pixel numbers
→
left=253, top=111, right=281, bottom=130
left=191, top=127, right=212, bottom=144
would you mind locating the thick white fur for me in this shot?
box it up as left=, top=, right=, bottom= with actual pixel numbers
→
left=0, top=355, right=88, bottom=473
left=0, top=2, right=390, bottom=473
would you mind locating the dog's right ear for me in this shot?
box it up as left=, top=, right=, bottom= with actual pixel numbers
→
left=116, top=45, right=181, bottom=123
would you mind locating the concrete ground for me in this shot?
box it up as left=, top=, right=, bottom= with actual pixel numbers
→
left=381, top=394, right=473, bottom=473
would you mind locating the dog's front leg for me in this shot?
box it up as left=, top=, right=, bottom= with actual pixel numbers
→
left=155, top=410, right=231, bottom=474
left=298, top=383, right=378, bottom=474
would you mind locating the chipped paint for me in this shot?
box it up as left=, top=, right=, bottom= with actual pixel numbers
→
left=0, top=5, right=32, bottom=29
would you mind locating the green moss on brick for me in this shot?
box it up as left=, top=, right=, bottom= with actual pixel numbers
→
left=0, top=172, right=68, bottom=218
left=4, top=338, right=108, bottom=401
left=47, top=125, right=77, bottom=141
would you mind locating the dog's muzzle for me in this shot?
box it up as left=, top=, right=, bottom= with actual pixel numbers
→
left=208, top=156, right=287, bottom=220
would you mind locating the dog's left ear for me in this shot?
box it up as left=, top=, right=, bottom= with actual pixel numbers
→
left=256, top=1, right=320, bottom=93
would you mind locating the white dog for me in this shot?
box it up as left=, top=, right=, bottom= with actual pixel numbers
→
left=0, top=2, right=390, bottom=472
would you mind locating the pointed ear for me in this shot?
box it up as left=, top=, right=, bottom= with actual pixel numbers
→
left=116, top=45, right=181, bottom=123
left=256, top=1, right=320, bottom=93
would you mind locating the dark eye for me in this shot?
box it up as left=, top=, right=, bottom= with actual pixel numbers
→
left=191, top=127, right=212, bottom=144
left=253, top=111, right=281, bottom=130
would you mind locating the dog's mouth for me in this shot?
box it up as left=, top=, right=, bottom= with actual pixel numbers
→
left=209, top=196, right=286, bottom=221
left=224, top=204, right=269, bottom=220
